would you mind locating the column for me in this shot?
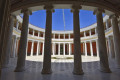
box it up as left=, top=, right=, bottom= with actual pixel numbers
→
left=72, top=5, right=83, bottom=75
left=41, top=5, right=54, bottom=74
left=108, top=36, right=115, bottom=58
left=12, top=35, right=17, bottom=58
left=15, top=9, right=32, bottom=72
left=93, top=8, right=111, bottom=72
left=63, top=43, right=65, bottom=56
left=42, top=42, right=44, bottom=56
left=30, top=41, right=34, bottom=56
left=58, top=43, right=60, bottom=55
left=96, top=39, right=99, bottom=57
left=15, top=39, right=19, bottom=57
left=90, top=41, right=93, bottom=56
left=1, top=14, right=16, bottom=68
left=106, top=19, right=109, bottom=29
left=38, top=32, right=40, bottom=37
left=84, top=31, right=86, bottom=37
left=0, top=0, right=10, bottom=69
left=52, top=43, right=55, bottom=55
left=16, top=20, right=19, bottom=30
left=59, top=34, right=60, bottom=39
left=85, top=42, right=87, bottom=56
left=110, top=14, right=120, bottom=68
left=36, top=41, right=40, bottom=56
left=89, top=30, right=91, bottom=36
left=69, top=43, right=71, bottom=55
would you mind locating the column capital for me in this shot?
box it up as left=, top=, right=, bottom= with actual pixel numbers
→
left=10, top=14, right=16, bottom=19
left=93, top=8, right=105, bottom=15
left=71, top=4, right=82, bottom=12
left=44, top=5, right=55, bottom=12
left=109, top=14, right=119, bottom=19
left=21, top=9, right=32, bottom=15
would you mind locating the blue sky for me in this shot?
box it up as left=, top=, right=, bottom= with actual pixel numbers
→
left=28, top=9, right=98, bottom=31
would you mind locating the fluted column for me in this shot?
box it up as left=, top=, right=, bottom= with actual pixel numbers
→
left=69, top=43, right=71, bottom=55
left=14, top=9, right=32, bottom=72
left=85, top=42, right=87, bottom=56
left=42, top=42, right=44, bottom=56
left=93, top=8, right=111, bottom=72
left=30, top=41, right=34, bottom=56
left=2, top=14, right=16, bottom=68
left=71, top=5, right=83, bottom=75
left=41, top=5, right=54, bottom=74
left=36, top=41, right=40, bottom=56
left=90, top=41, right=93, bottom=56
left=52, top=43, right=55, bottom=56
left=108, top=36, right=115, bottom=58
left=110, top=14, right=120, bottom=68
left=63, top=43, right=65, bottom=56
left=96, top=39, right=99, bottom=57
left=12, top=35, right=17, bottom=58
left=58, top=43, right=60, bottom=55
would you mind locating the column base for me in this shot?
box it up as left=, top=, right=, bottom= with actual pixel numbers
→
left=99, top=68, right=111, bottom=73
left=41, top=68, right=52, bottom=74
left=73, top=69, right=84, bottom=75
left=14, top=67, right=25, bottom=72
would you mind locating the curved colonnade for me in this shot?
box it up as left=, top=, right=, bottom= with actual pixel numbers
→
left=1, top=0, right=120, bottom=75
left=12, top=15, right=113, bottom=58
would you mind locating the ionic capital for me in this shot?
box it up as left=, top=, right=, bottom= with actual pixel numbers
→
left=109, top=14, right=119, bottom=19
left=44, top=5, right=55, bottom=12
left=93, top=8, right=105, bottom=15
left=71, top=4, right=82, bottom=12
left=21, top=9, right=32, bottom=15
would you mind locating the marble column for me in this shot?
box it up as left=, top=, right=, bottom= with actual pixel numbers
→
left=2, top=14, right=16, bottom=68
left=63, top=43, right=65, bottom=56
left=93, top=8, right=111, bottom=72
left=0, top=0, right=10, bottom=70
left=16, top=20, right=19, bottom=30
left=108, top=36, right=115, bottom=58
left=96, top=39, right=99, bottom=57
left=36, top=41, right=40, bottom=56
left=85, top=42, right=87, bottom=56
left=12, top=35, right=17, bottom=58
left=58, top=43, right=60, bottom=55
left=52, top=43, right=55, bottom=56
left=15, top=39, right=19, bottom=57
left=14, top=9, right=32, bottom=72
left=41, top=5, right=54, bottom=74
left=72, top=5, right=83, bottom=75
left=90, top=41, right=93, bottom=56
left=69, top=43, right=71, bottom=55
left=42, top=42, right=44, bottom=56
left=110, top=14, right=120, bottom=68
left=30, top=41, right=34, bottom=56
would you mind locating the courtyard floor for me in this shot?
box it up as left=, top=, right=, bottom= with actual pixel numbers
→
left=1, top=56, right=120, bottom=80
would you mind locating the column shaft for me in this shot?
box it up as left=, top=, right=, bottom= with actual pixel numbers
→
left=90, top=41, right=93, bottom=56
left=110, top=14, right=120, bottom=68
left=94, top=8, right=111, bottom=72
left=41, top=6, right=53, bottom=74
left=30, top=41, right=34, bottom=56
left=72, top=5, right=83, bottom=75
left=36, top=41, right=40, bottom=56
left=15, top=9, right=31, bottom=72
left=85, top=42, right=87, bottom=56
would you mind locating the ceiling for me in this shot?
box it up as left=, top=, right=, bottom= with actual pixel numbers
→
left=10, top=0, right=120, bottom=15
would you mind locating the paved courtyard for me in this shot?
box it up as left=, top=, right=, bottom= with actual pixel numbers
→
left=1, top=56, right=120, bottom=80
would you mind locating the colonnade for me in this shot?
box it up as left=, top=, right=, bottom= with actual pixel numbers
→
left=1, top=3, right=120, bottom=75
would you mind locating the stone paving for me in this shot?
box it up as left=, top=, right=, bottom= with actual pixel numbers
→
left=1, top=56, right=120, bottom=80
